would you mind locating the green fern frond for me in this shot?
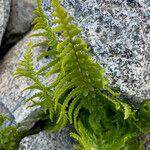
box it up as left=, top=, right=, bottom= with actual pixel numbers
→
left=57, top=87, right=81, bottom=123
left=14, top=41, right=55, bottom=122
left=14, top=42, right=35, bottom=80
left=0, top=126, right=21, bottom=150
left=53, top=82, right=75, bottom=110
left=51, top=0, right=130, bottom=125
left=68, top=95, right=81, bottom=124
left=71, top=109, right=142, bottom=150
left=44, top=61, right=61, bottom=77
left=36, top=59, right=58, bottom=75
left=0, top=117, right=22, bottom=150
left=22, top=83, right=43, bottom=92
left=31, top=0, right=58, bottom=49
left=25, top=92, right=43, bottom=103
left=70, top=119, right=98, bottom=150
left=119, top=101, right=132, bottom=120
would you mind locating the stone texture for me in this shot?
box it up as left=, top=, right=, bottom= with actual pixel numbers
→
left=19, top=128, right=73, bottom=150
left=5, top=0, right=37, bottom=44
left=0, top=0, right=11, bottom=46
left=0, top=102, right=15, bottom=127
left=43, top=0, right=150, bottom=103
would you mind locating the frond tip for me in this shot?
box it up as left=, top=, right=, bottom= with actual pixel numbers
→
left=14, top=41, right=35, bottom=79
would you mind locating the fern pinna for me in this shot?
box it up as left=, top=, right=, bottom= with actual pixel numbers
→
left=13, top=0, right=150, bottom=149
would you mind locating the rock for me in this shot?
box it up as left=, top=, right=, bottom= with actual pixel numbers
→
left=19, top=128, right=73, bottom=150
left=0, top=102, right=15, bottom=127
left=5, top=0, right=37, bottom=47
left=42, top=0, right=150, bottom=102
left=0, top=0, right=11, bottom=46
left=40, top=0, right=150, bottom=101
left=7, top=0, right=37, bottom=36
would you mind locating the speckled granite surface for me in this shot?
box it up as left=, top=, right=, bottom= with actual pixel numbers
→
left=19, top=129, right=73, bottom=150
left=43, top=0, right=150, bottom=102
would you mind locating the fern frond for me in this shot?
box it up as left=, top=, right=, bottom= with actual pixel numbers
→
left=14, top=42, right=35, bottom=80
left=51, top=0, right=128, bottom=124
left=70, top=119, right=98, bottom=150
left=119, top=101, right=132, bottom=120
left=32, top=0, right=58, bottom=50
left=43, top=97, right=54, bottom=121
left=73, top=102, right=84, bottom=130
left=36, top=59, right=58, bottom=75
left=68, top=95, right=81, bottom=124
left=0, top=125, right=21, bottom=150
left=25, top=92, right=43, bottom=103
left=57, top=87, right=81, bottom=123
left=44, top=61, right=61, bottom=77
left=53, top=82, right=75, bottom=110
left=22, top=83, right=43, bottom=92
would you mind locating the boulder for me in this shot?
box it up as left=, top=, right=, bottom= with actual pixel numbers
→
left=3, top=0, right=37, bottom=53
left=54, top=0, right=150, bottom=102
left=6, top=0, right=37, bottom=37
left=19, top=129, right=73, bottom=150
left=0, top=0, right=11, bottom=46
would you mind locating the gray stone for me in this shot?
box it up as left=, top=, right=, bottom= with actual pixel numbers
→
left=19, top=128, right=73, bottom=150
left=0, top=0, right=11, bottom=46
left=6, top=0, right=37, bottom=44
left=43, top=0, right=150, bottom=102
left=0, top=102, right=15, bottom=127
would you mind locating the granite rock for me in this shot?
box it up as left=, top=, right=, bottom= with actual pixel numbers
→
left=19, top=128, right=73, bottom=150
left=0, top=0, right=11, bottom=46
left=42, top=0, right=150, bottom=102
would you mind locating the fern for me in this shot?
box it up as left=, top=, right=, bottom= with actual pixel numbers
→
left=31, top=0, right=58, bottom=49
left=50, top=0, right=132, bottom=127
left=8, top=0, right=150, bottom=149
left=14, top=42, right=55, bottom=121
left=70, top=107, right=143, bottom=150
left=14, top=40, right=67, bottom=132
